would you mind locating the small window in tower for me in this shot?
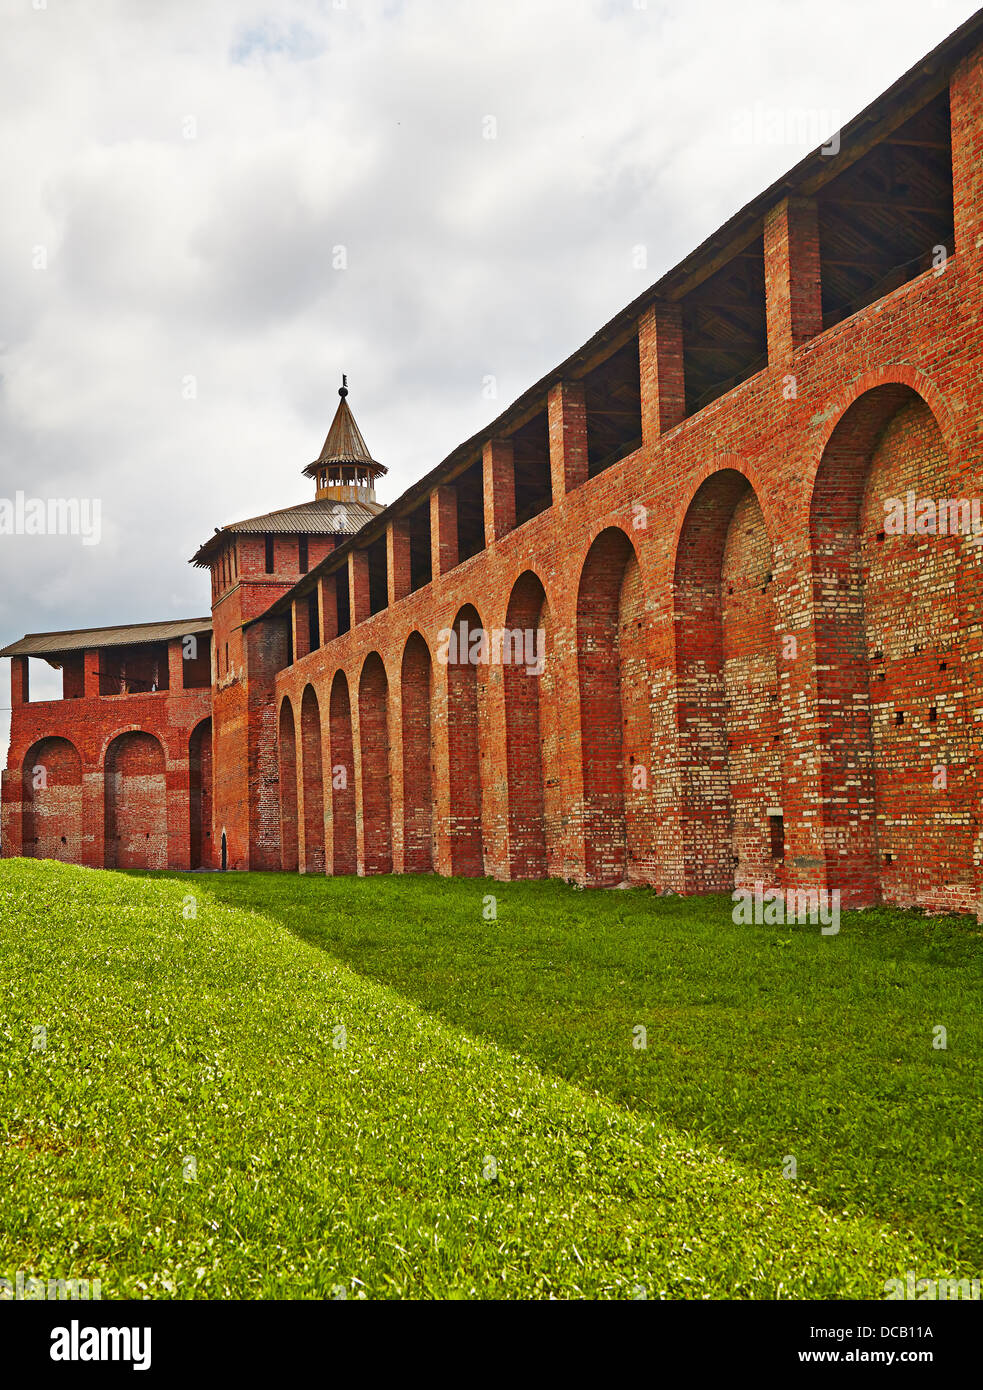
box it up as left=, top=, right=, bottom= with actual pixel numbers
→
left=408, top=499, right=432, bottom=592
left=367, top=535, right=388, bottom=615
left=336, top=568, right=351, bottom=635
left=768, top=813, right=785, bottom=862
left=308, top=589, right=320, bottom=651
left=265, top=536, right=275, bottom=573
left=299, top=537, right=309, bottom=573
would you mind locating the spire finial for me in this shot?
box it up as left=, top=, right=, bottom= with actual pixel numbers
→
left=339, top=374, right=348, bottom=399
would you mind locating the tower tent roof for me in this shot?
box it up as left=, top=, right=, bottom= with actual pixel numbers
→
left=189, top=380, right=385, bottom=567
left=302, top=380, right=387, bottom=480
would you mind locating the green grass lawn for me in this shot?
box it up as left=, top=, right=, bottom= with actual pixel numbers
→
left=0, top=860, right=978, bottom=1299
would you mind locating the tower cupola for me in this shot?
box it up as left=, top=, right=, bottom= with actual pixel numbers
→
left=302, top=376, right=387, bottom=505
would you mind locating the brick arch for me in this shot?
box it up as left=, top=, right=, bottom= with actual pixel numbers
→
left=447, top=603, right=485, bottom=876
left=104, top=731, right=167, bottom=870
left=571, top=508, right=659, bottom=624
left=813, top=366, right=959, bottom=481
left=401, top=632, right=433, bottom=873
left=300, top=685, right=325, bottom=874
left=483, top=560, right=561, bottom=636
left=328, top=670, right=356, bottom=875
left=358, top=652, right=392, bottom=875
left=667, top=453, right=760, bottom=546
left=504, top=570, right=550, bottom=878
left=576, top=527, right=648, bottom=885
left=189, top=717, right=213, bottom=869
left=96, top=723, right=178, bottom=768
left=278, top=696, right=298, bottom=873
left=22, top=736, right=82, bottom=863
left=673, top=469, right=780, bottom=893
left=809, top=382, right=973, bottom=910
left=781, top=367, right=961, bottom=539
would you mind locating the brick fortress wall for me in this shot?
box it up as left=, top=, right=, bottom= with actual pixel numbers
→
left=3, top=36, right=983, bottom=918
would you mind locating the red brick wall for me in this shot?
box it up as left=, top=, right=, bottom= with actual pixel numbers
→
left=6, top=45, right=983, bottom=919
left=300, top=686, right=325, bottom=874
left=328, top=671, right=356, bottom=875
left=22, top=737, right=82, bottom=862
left=620, top=548, right=651, bottom=885
left=673, top=475, right=737, bottom=895
left=189, top=717, right=213, bottom=869
left=538, top=598, right=564, bottom=880
left=859, top=396, right=972, bottom=911
left=504, top=572, right=548, bottom=879
left=269, top=178, right=983, bottom=916
left=722, top=488, right=781, bottom=888
left=400, top=633, right=433, bottom=873
left=104, top=731, right=167, bottom=870
left=446, top=606, right=484, bottom=876
left=277, top=697, right=299, bottom=873
left=358, top=652, right=392, bottom=875
left=2, top=684, right=210, bottom=870
left=577, top=529, right=636, bottom=886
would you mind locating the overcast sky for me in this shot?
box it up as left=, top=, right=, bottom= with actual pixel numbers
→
left=0, top=0, right=977, bottom=748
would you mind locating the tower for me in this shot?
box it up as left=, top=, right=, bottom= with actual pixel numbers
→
left=303, top=376, right=387, bottom=506
left=190, top=375, right=385, bottom=870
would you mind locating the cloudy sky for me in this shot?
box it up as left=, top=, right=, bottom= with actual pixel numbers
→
left=0, top=0, right=977, bottom=744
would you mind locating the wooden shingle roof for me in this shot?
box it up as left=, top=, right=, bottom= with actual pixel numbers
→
left=0, top=617, right=211, bottom=659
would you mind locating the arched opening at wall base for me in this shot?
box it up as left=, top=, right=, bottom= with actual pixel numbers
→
left=447, top=605, right=485, bottom=877
left=673, top=469, right=781, bottom=896
left=809, top=383, right=972, bottom=913
left=22, top=736, right=83, bottom=864
left=577, top=528, right=649, bottom=887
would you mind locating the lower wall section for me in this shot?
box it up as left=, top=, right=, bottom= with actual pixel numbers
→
left=266, top=380, right=982, bottom=921
left=1, top=691, right=212, bottom=873
left=3, top=380, right=981, bottom=923
left=104, top=731, right=168, bottom=871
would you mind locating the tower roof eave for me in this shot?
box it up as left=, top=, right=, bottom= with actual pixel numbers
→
left=189, top=497, right=384, bottom=567
left=302, top=455, right=387, bottom=479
